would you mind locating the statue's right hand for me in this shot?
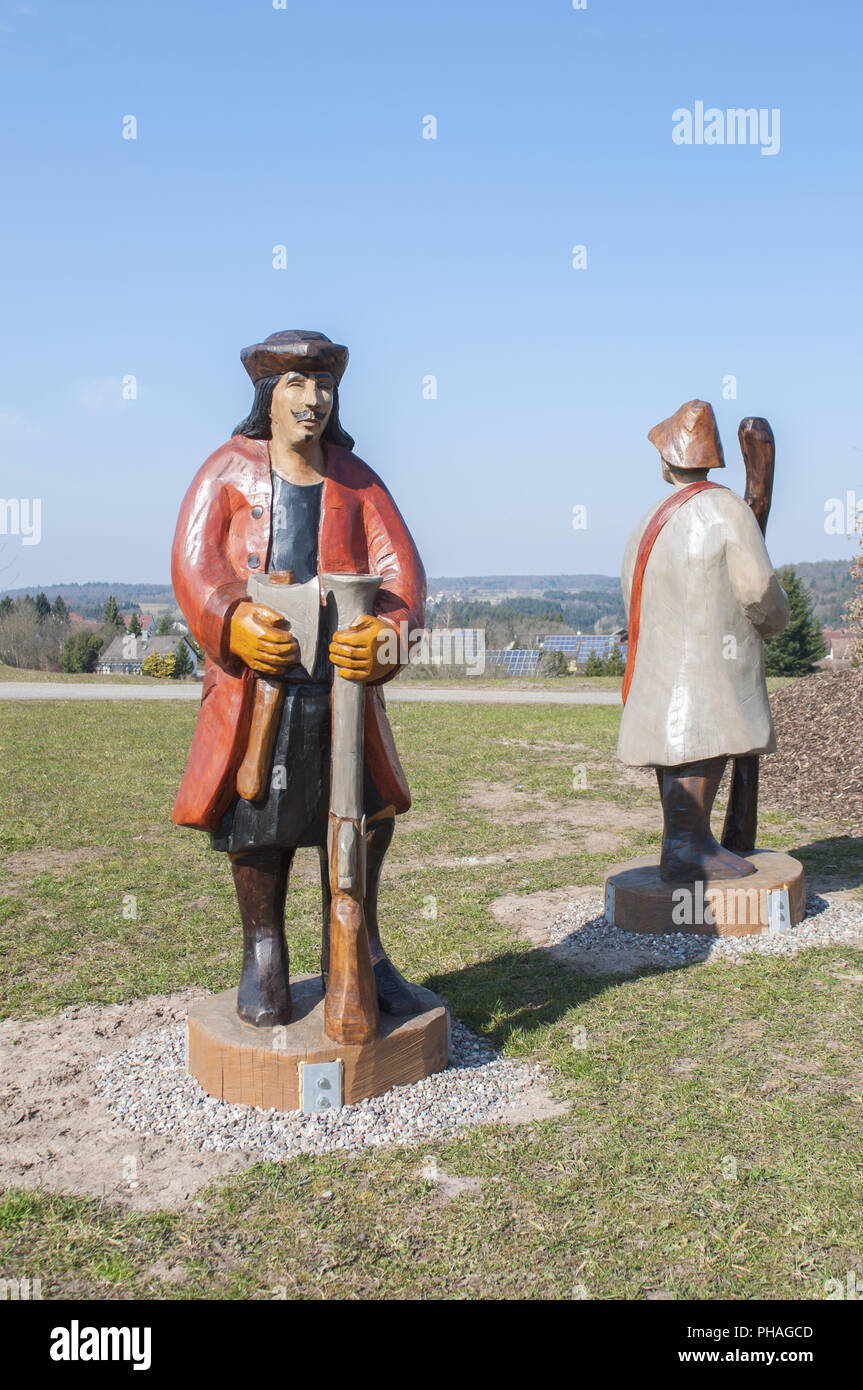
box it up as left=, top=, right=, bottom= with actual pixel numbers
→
left=229, top=601, right=299, bottom=675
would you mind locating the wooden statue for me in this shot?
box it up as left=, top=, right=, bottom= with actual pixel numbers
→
left=617, top=400, right=790, bottom=884
left=171, top=330, right=426, bottom=1039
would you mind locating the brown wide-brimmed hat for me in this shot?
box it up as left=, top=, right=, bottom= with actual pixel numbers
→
left=240, top=330, right=349, bottom=385
left=648, top=399, right=725, bottom=471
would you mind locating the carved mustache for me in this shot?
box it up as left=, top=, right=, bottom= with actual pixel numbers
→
left=291, top=408, right=325, bottom=423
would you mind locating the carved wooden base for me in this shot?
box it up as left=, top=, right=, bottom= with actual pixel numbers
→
left=603, top=849, right=806, bottom=937
left=187, top=974, right=449, bottom=1112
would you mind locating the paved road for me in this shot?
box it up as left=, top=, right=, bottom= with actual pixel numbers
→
left=0, top=682, right=621, bottom=706
left=389, top=687, right=621, bottom=706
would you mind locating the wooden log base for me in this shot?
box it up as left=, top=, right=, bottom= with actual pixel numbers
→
left=603, top=849, right=806, bottom=937
left=187, top=974, right=449, bottom=1112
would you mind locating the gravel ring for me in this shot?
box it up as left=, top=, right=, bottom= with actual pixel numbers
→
left=96, top=1017, right=546, bottom=1160
left=548, top=891, right=863, bottom=966
left=96, top=896, right=863, bottom=1158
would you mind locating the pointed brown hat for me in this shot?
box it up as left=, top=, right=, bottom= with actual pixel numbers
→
left=648, top=399, right=725, bottom=470
left=240, top=330, right=349, bottom=385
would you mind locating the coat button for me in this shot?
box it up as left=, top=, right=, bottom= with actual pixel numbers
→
left=247, top=554, right=260, bottom=569
left=251, top=505, right=263, bottom=518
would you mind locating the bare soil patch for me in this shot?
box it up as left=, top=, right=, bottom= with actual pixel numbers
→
left=1, top=989, right=565, bottom=1212
left=0, top=991, right=249, bottom=1211
left=463, top=781, right=659, bottom=859
left=491, top=884, right=664, bottom=975
left=0, top=847, right=112, bottom=879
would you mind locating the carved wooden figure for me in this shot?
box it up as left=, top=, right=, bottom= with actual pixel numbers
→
left=617, top=400, right=790, bottom=884
left=171, top=330, right=427, bottom=1043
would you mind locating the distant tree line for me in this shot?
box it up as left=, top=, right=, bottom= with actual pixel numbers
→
left=793, top=559, right=857, bottom=627
left=428, top=591, right=626, bottom=652
left=0, top=592, right=196, bottom=675
left=0, top=582, right=175, bottom=622
left=0, top=593, right=73, bottom=671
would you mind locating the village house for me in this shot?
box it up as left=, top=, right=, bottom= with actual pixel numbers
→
left=818, top=627, right=856, bottom=669
left=97, top=632, right=199, bottom=677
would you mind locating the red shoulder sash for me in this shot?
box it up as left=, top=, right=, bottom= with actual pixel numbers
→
left=621, top=481, right=725, bottom=705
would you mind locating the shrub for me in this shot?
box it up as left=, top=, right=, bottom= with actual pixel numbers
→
left=538, top=648, right=570, bottom=677
left=60, top=631, right=103, bottom=673
left=141, top=652, right=178, bottom=679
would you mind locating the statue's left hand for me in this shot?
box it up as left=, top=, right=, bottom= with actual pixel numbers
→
left=329, top=614, right=398, bottom=683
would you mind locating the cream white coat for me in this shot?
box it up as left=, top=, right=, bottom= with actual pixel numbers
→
left=617, top=486, right=790, bottom=768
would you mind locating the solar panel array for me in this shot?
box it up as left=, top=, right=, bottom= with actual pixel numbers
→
left=541, top=635, right=628, bottom=666
left=486, top=649, right=542, bottom=676
left=487, top=637, right=628, bottom=677
left=542, top=635, right=614, bottom=653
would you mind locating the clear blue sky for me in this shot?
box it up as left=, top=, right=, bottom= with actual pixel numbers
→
left=1, top=0, right=861, bottom=589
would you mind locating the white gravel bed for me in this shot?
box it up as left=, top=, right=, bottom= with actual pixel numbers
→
left=548, top=891, right=863, bottom=967
left=96, top=1017, right=546, bottom=1160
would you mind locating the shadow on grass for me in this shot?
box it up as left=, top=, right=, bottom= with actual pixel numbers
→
left=428, top=844, right=863, bottom=1047
left=430, top=943, right=675, bottom=1048
left=791, top=834, right=863, bottom=890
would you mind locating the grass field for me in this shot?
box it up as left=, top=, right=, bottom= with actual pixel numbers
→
left=1, top=694, right=861, bottom=1299
left=0, top=663, right=196, bottom=686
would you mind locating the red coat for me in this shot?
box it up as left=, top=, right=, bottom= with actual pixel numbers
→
left=171, top=436, right=426, bottom=831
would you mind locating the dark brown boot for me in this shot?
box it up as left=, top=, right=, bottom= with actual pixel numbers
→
left=230, top=847, right=293, bottom=1027
left=365, top=817, right=421, bottom=1015
left=721, top=755, right=760, bottom=855
left=659, top=758, right=756, bottom=883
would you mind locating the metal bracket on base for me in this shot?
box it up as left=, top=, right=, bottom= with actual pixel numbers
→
left=604, top=882, right=615, bottom=927
left=766, top=887, right=791, bottom=934
left=300, top=1059, right=344, bottom=1115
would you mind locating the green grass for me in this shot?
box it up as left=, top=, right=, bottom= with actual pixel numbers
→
left=393, top=665, right=626, bottom=691
left=394, top=666, right=794, bottom=695
left=0, top=696, right=861, bottom=1299
left=0, top=662, right=193, bottom=685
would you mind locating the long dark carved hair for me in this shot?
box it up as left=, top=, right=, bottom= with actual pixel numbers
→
left=233, top=375, right=355, bottom=449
